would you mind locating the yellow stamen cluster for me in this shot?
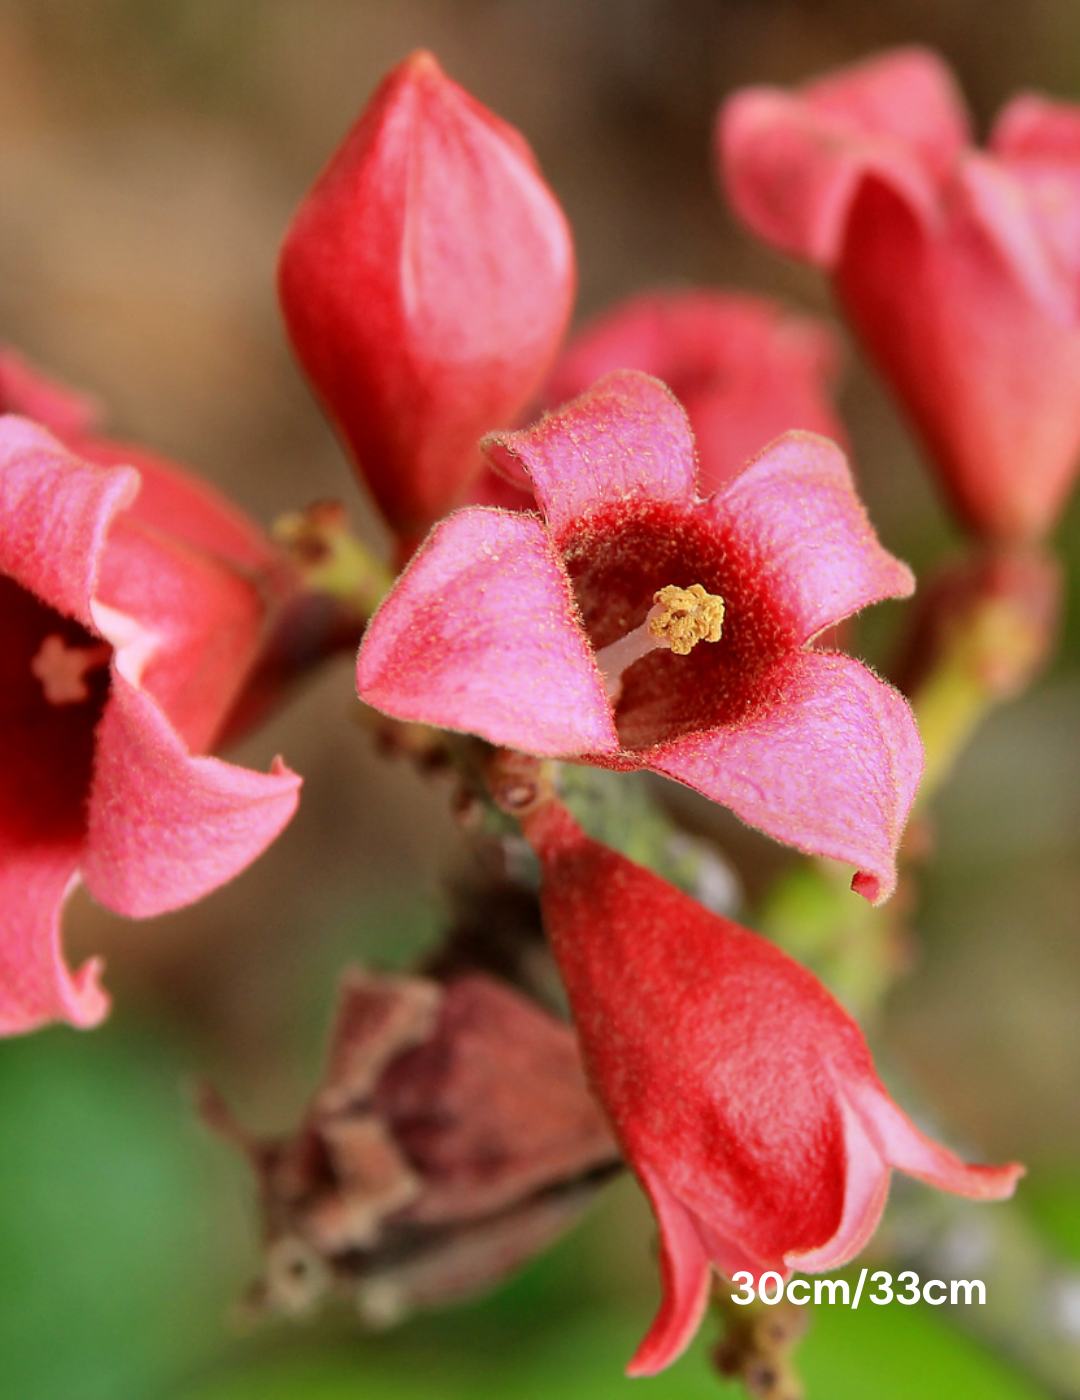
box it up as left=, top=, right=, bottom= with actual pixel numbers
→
left=648, top=584, right=725, bottom=656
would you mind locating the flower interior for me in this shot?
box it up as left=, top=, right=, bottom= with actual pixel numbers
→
left=2, top=576, right=111, bottom=843
left=558, top=500, right=792, bottom=751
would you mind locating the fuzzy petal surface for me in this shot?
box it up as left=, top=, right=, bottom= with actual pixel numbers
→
left=650, top=651, right=923, bottom=902
left=83, top=675, right=301, bottom=918
left=0, top=845, right=106, bottom=1034
left=357, top=508, right=618, bottom=756
left=707, top=431, right=914, bottom=644
left=0, top=417, right=138, bottom=625
left=546, top=290, right=845, bottom=495
left=525, top=801, right=1021, bottom=1372
left=483, top=371, right=697, bottom=540
left=626, top=1164, right=714, bottom=1378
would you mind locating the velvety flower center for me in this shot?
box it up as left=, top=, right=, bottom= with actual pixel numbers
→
left=1, top=576, right=112, bottom=843
left=558, top=500, right=791, bottom=750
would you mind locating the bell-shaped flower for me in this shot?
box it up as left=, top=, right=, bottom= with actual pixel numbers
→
left=0, top=417, right=301, bottom=1036
left=720, top=46, right=1080, bottom=543
left=279, top=49, right=575, bottom=547
left=520, top=797, right=1023, bottom=1376
left=357, top=370, right=921, bottom=902
left=545, top=289, right=845, bottom=495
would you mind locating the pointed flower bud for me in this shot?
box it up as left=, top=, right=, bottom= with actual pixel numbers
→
left=358, top=370, right=921, bottom=902
left=279, top=50, right=576, bottom=544
left=522, top=799, right=1024, bottom=1377
left=720, top=47, right=1080, bottom=543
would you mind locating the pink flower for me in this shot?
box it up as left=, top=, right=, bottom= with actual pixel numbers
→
left=0, top=416, right=301, bottom=1036
left=544, top=290, right=845, bottom=495
left=357, top=370, right=921, bottom=902
left=278, top=49, right=575, bottom=547
left=720, top=46, right=1080, bottom=543
left=520, top=797, right=1023, bottom=1377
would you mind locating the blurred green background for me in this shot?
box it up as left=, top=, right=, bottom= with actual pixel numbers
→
left=2, top=1, right=1080, bottom=1397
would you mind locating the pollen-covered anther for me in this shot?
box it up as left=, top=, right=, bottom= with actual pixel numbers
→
left=30, top=633, right=111, bottom=706
left=593, top=582, right=726, bottom=701
left=648, top=584, right=725, bottom=656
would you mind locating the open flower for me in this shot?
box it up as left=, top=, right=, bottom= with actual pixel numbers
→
left=522, top=798, right=1023, bottom=1376
left=720, top=46, right=1080, bottom=543
left=278, top=49, right=575, bottom=547
left=0, top=417, right=301, bottom=1035
left=544, top=289, right=845, bottom=496
left=357, top=370, right=921, bottom=901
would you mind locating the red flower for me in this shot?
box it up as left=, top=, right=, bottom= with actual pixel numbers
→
left=278, top=49, right=575, bottom=547
left=544, top=290, right=845, bottom=496
left=0, top=414, right=301, bottom=1035
left=358, top=370, right=920, bottom=902
left=720, top=47, right=1080, bottom=543
left=521, top=798, right=1023, bottom=1376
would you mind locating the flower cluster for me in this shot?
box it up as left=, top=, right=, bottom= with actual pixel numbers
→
left=3, top=38, right=1047, bottom=1392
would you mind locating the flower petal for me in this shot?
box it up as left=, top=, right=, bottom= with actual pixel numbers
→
left=0, top=418, right=138, bottom=627
left=625, top=1163, right=714, bottom=1379
left=650, top=652, right=923, bottom=902
left=784, top=1088, right=890, bottom=1272
left=79, top=436, right=281, bottom=574
left=83, top=675, right=301, bottom=918
left=545, top=290, right=845, bottom=495
left=846, top=1078, right=1025, bottom=1200
left=0, top=347, right=103, bottom=439
left=94, top=516, right=268, bottom=753
left=801, top=47, right=970, bottom=183
left=706, top=431, right=914, bottom=643
left=483, top=371, right=697, bottom=539
left=0, top=844, right=108, bottom=1034
left=718, top=79, right=941, bottom=268
left=357, top=508, right=618, bottom=756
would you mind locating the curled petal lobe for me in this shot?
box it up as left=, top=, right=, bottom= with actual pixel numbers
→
left=83, top=675, right=301, bottom=919
left=357, top=509, right=618, bottom=756
left=0, top=845, right=107, bottom=1035
left=844, top=1078, right=1025, bottom=1201
left=707, top=431, right=914, bottom=644
left=650, top=652, right=923, bottom=903
left=483, top=371, right=697, bottom=540
left=626, top=1164, right=713, bottom=1379
left=783, top=1090, right=891, bottom=1272
left=0, top=418, right=138, bottom=625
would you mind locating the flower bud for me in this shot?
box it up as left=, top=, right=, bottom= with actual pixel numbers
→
left=279, top=50, right=575, bottom=545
